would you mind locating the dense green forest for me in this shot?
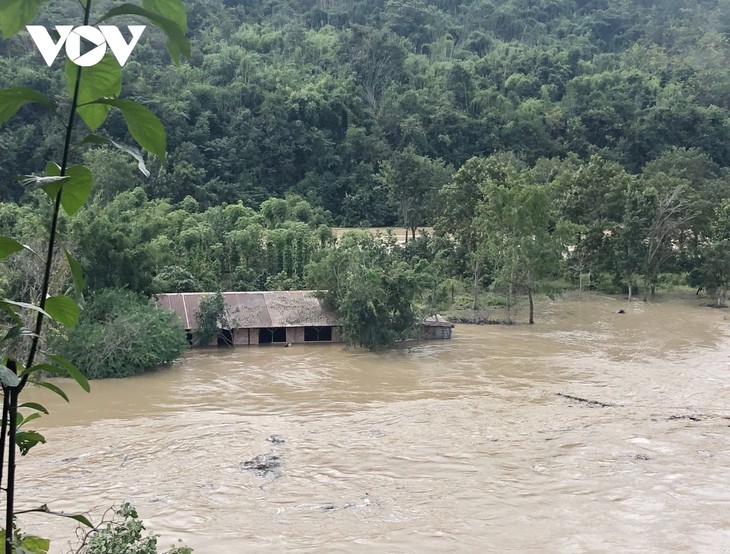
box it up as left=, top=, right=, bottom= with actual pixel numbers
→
left=1, top=0, right=730, bottom=353
left=2, top=0, right=729, bottom=217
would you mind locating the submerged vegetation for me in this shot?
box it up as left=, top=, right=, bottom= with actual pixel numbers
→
left=55, top=289, right=188, bottom=379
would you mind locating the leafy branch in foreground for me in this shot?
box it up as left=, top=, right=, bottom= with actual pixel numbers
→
left=70, top=503, right=191, bottom=554
left=0, top=0, right=189, bottom=551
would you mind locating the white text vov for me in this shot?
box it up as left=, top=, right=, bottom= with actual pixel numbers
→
left=26, top=25, right=146, bottom=67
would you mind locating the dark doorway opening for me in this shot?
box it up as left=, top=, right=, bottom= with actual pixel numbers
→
left=259, top=327, right=286, bottom=344
left=304, top=326, right=332, bottom=342
left=217, top=329, right=233, bottom=346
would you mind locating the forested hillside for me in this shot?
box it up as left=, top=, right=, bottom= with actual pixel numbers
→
left=2, top=0, right=729, bottom=222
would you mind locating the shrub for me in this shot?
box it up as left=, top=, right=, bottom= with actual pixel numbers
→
left=56, top=289, right=187, bottom=379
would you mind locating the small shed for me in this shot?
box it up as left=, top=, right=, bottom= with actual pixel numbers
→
left=156, top=291, right=342, bottom=346
left=421, top=314, right=454, bottom=340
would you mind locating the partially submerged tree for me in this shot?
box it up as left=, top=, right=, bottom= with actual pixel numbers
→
left=437, top=156, right=510, bottom=310
left=307, top=231, right=425, bottom=348
left=194, top=291, right=232, bottom=346
left=478, top=165, right=573, bottom=323
left=56, top=290, right=187, bottom=379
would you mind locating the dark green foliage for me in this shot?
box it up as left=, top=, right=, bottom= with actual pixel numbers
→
left=193, top=291, right=226, bottom=346
left=56, top=290, right=187, bottom=379
left=151, top=266, right=201, bottom=293
left=307, top=231, right=426, bottom=349
left=2, top=0, right=729, bottom=222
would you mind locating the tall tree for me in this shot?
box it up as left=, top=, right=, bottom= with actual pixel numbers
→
left=375, top=146, right=451, bottom=243
left=478, top=166, right=572, bottom=323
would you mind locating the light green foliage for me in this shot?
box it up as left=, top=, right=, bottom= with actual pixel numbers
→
left=437, top=156, right=513, bottom=310
left=691, top=200, right=730, bottom=306
left=55, top=289, right=187, bottom=379
left=70, top=189, right=175, bottom=293
left=477, top=161, right=574, bottom=323
left=151, top=266, right=201, bottom=294
left=78, top=503, right=192, bottom=554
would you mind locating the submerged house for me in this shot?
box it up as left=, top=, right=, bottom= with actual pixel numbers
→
left=157, top=291, right=454, bottom=347
left=156, top=291, right=343, bottom=345
left=421, top=315, right=455, bottom=339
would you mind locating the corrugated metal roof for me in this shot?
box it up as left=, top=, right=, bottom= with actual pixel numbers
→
left=156, top=291, right=339, bottom=330
left=423, top=314, right=454, bottom=328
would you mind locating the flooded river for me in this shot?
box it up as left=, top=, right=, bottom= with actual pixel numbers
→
left=18, top=294, right=730, bottom=552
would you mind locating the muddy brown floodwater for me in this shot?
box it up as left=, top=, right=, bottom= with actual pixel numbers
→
left=17, top=294, right=730, bottom=553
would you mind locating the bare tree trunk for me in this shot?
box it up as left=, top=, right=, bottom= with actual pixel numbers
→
left=507, top=282, right=513, bottom=323
left=628, top=281, right=633, bottom=303
left=472, top=257, right=479, bottom=311
left=579, top=273, right=582, bottom=294
left=528, top=288, right=534, bottom=324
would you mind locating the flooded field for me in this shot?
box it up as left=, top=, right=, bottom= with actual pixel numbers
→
left=18, top=294, right=730, bottom=553
left=332, top=227, right=433, bottom=244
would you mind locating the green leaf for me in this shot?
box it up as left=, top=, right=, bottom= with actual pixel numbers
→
left=0, top=365, right=20, bottom=387
left=0, top=0, right=49, bottom=38
left=48, top=354, right=90, bottom=392
left=36, top=381, right=69, bottom=402
left=64, top=248, right=85, bottom=297
left=0, top=87, right=54, bottom=124
left=16, top=430, right=46, bottom=455
left=44, top=296, right=80, bottom=328
left=0, top=236, right=23, bottom=260
left=78, top=134, right=109, bottom=146
left=79, top=135, right=150, bottom=177
left=0, top=299, right=51, bottom=320
left=67, top=54, right=122, bottom=131
left=0, top=303, right=22, bottom=326
left=19, top=535, right=50, bottom=554
left=142, top=0, right=187, bottom=32
left=24, top=364, right=66, bottom=376
left=63, top=512, right=93, bottom=528
left=24, top=506, right=93, bottom=528
left=96, top=3, right=189, bottom=63
left=92, top=98, right=166, bottom=162
left=0, top=236, right=38, bottom=262
left=43, top=163, right=93, bottom=216
left=18, top=412, right=42, bottom=428
left=1, top=325, right=36, bottom=344
left=19, top=402, right=49, bottom=415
